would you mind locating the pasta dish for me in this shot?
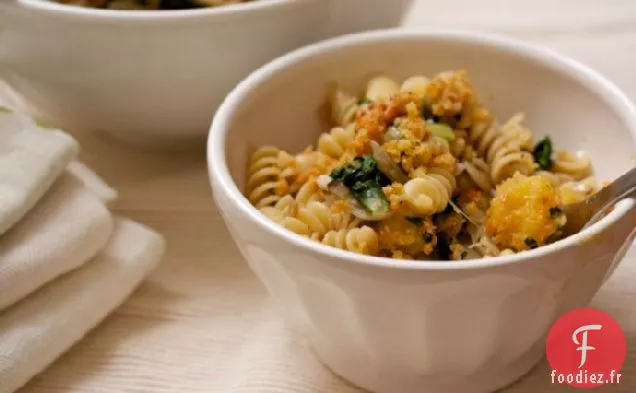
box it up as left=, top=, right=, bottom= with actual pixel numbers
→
left=245, top=70, right=598, bottom=260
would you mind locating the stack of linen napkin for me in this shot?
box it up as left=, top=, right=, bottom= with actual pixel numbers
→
left=0, top=106, right=166, bottom=393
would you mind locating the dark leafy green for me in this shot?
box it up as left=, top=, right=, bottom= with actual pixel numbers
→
left=460, top=251, right=468, bottom=259
left=422, top=105, right=441, bottom=123
left=330, top=156, right=390, bottom=215
left=533, top=137, right=553, bottom=170
left=549, top=207, right=563, bottom=217
left=525, top=237, right=539, bottom=249
left=357, top=98, right=372, bottom=106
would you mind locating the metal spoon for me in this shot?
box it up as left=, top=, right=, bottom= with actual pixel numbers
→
left=561, top=166, right=636, bottom=237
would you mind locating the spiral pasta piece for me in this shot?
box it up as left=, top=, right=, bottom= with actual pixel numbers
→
left=329, top=210, right=362, bottom=231
left=261, top=199, right=334, bottom=237
left=558, top=176, right=599, bottom=204
left=279, top=217, right=313, bottom=236
left=318, top=123, right=356, bottom=159
left=535, top=169, right=598, bottom=205
left=468, top=111, right=537, bottom=185
left=457, top=157, right=492, bottom=192
left=274, top=194, right=297, bottom=215
left=320, top=226, right=379, bottom=255
left=280, top=149, right=336, bottom=194
left=366, top=76, right=400, bottom=103
left=552, top=150, right=593, bottom=180
left=295, top=179, right=325, bottom=205
left=259, top=195, right=297, bottom=224
left=534, top=170, right=575, bottom=187
left=402, top=168, right=455, bottom=215
left=428, top=167, right=457, bottom=192
left=277, top=150, right=297, bottom=184
left=262, top=191, right=360, bottom=239
left=295, top=201, right=333, bottom=234
left=400, top=75, right=430, bottom=98
left=246, top=146, right=286, bottom=208
left=329, top=85, right=359, bottom=127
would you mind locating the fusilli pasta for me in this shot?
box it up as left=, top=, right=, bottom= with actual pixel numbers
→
left=320, top=226, right=379, bottom=255
left=557, top=176, right=598, bottom=204
left=295, top=179, right=324, bottom=205
left=535, top=170, right=599, bottom=204
left=467, top=111, right=537, bottom=185
left=400, top=75, right=430, bottom=98
left=366, top=76, right=400, bottom=104
left=261, top=199, right=332, bottom=237
left=401, top=168, right=456, bottom=215
left=318, top=124, right=356, bottom=159
left=457, top=158, right=492, bottom=192
left=552, top=150, right=593, bottom=180
left=246, top=146, right=287, bottom=208
left=328, top=85, right=359, bottom=127
left=285, top=149, right=336, bottom=193
left=535, top=170, right=576, bottom=187
left=246, top=69, right=600, bottom=261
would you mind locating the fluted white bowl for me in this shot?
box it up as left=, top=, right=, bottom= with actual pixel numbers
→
left=0, top=0, right=413, bottom=147
left=207, top=29, right=636, bottom=393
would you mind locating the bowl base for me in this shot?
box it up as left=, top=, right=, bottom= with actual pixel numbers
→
left=311, top=343, right=545, bottom=393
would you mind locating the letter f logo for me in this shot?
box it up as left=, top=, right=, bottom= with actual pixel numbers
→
left=546, top=308, right=626, bottom=388
left=573, top=324, right=602, bottom=368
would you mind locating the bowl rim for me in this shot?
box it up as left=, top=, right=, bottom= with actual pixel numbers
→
left=207, top=28, right=636, bottom=271
left=15, top=0, right=306, bottom=20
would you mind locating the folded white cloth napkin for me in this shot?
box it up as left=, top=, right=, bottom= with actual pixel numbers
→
left=0, top=109, right=79, bottom=236
left=67, top=161, right=119, bottom=207
left=0, top=218, right=166, bottom=393
left=0, top=171, right=114, bottom=310
left=0, top=101, right=166, bottom=393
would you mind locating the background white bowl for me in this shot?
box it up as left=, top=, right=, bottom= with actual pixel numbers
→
left=0, top=0, right=413, bottom=147
left=208, top=30, right=636, bottom=393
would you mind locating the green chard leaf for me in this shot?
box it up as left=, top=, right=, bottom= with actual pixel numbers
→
left=330, top=156, right=390, bottom=215
left=533, top=136, right=553, bottom=170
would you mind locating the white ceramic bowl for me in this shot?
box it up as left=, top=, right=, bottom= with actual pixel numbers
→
left=0, top=0, right=413, bottom=147
left=207, top=30, right=636, bottom=393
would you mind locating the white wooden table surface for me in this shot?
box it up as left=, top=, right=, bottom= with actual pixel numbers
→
left=15, top=1, right=636, bottom=392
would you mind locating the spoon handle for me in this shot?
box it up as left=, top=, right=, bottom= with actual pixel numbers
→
left=606, top=165, right=636, bottom=201
left=582, top=166, right=636, bottom=230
